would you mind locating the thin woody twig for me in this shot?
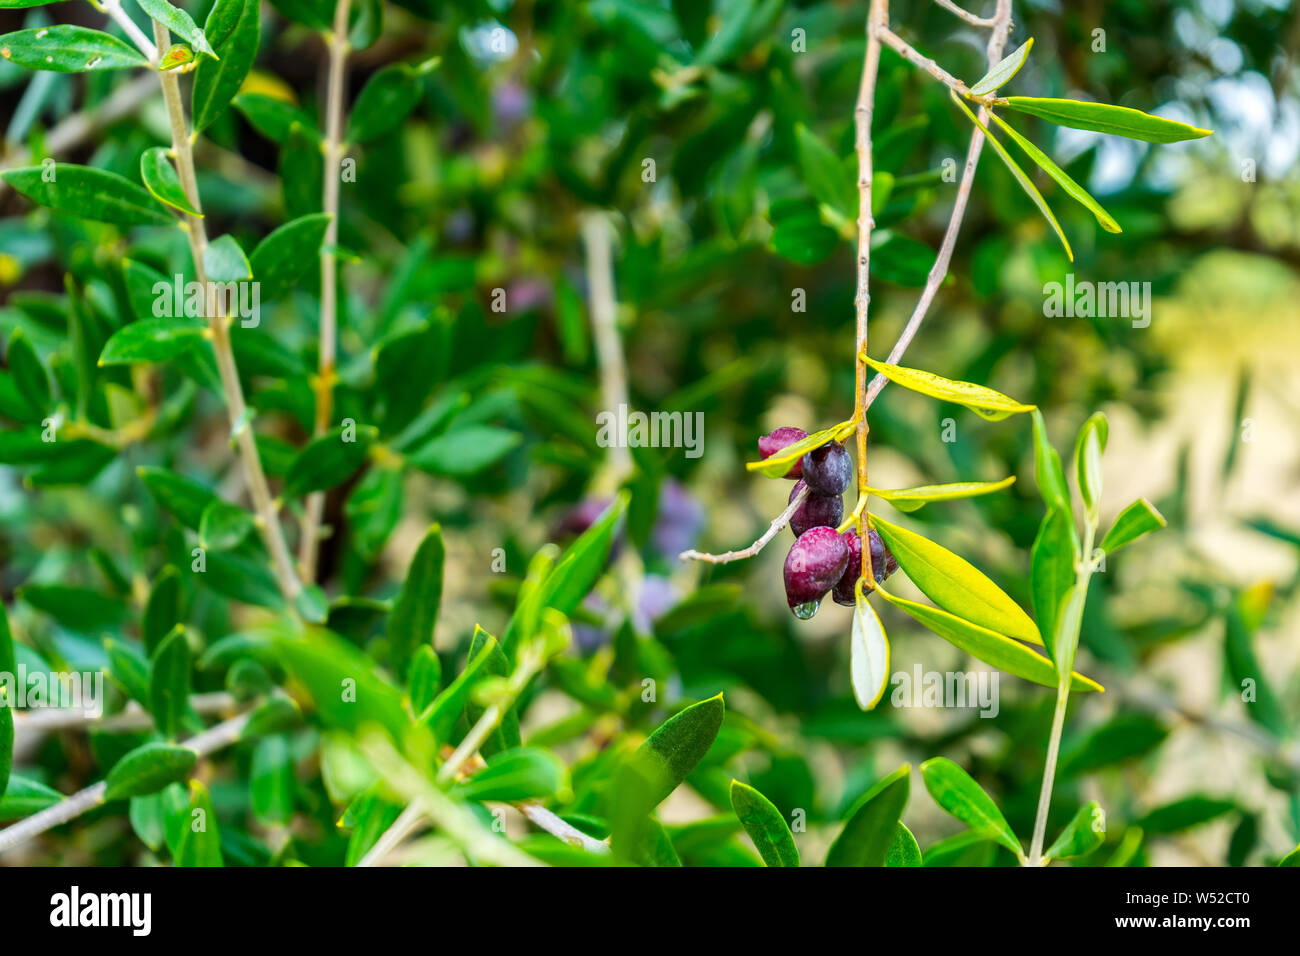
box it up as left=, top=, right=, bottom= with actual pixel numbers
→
left=582, top=212, right=633, bottom=485
left=679, top=485, right=809, bottom=564
left=149, top=21, right=303, bottom=605
left=853, top=0, right=889, bottom=581
left=866, top=0, right=1013, bottom=410
left=875, top=24, right=1004, bottom=105
left=933, top=0, right=997, bottom=27
left=0, top=710, right=251, bottom=855
left=300, top=0, right=354, bottom=582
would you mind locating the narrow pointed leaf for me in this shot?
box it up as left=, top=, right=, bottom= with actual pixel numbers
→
left=826, top=764, right=910, bottom=867
left=862, top=355, right=1035, bottom=420
left=747, top=418, right=856, bottom=478
left=192, top=0, right=259, bottom=132
left=920, top=757, right=1022, bottom=858
left=249, top=212, right=330, bottom=300
left=632, top=693, right=724, bottom=809
left=869, top=476, right=1015, bottom=512
left=951, top=92, right=1073, bottom=261
left=1030, top=409, right=1071, bottom=515
left=0, top=25, right=148, bottom=72
left=851, top=592, right=890, bottom=710
left=1002, top=97, right=1213, bottom=143
left=136, top=0, right=216, bottom=57
left=387, top=524, right=444, bottom=679
left=988, top=112, right=1120, bottom=232
left=1099, top=498, right=1166, bottom=554
left=104, top=742, right=197, bottom=800
left=150, top=625, right=191, bottom=740
left=140, top=147, right=200, bottom=216
left=99, top=317, right=206, bottom=365
left=870, top=512, right=1041, bottom=645
left=1030, top=505, right=1074, bottom=659
left=730, top=780, right=799, bottom=867
left=969, top=38, right=1033, bottom=96
left=175, top=780, right=224, bottom=866
left=2, top=164, right=172, bottom=226
left=1044, top=801, right=1106, bottom=861
left=886, top=822, right=922, bottom=867
left=1074, top=412, right=1107, bottom=520
left=452, top=748, right=565, bottom=803
left=874, top=584, right=1102, bottom=693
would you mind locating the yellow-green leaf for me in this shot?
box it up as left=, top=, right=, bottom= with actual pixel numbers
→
left=950, top=91, right=1073, bottom=261
left=874, top=584, right=1102, bottom=693
left=1099, top=498, right=1166, bottom=554
left=988, top=112, right=1121, bottom=232
left=1002, top=97, right=1213, bottom=144
left=870, top=512, right=1041, bottom=645
left=869, top=476, right=1015, bottom=512
left=861, top=355, right=1035, bottom=421
left=746, top=418, right=855, bottom=478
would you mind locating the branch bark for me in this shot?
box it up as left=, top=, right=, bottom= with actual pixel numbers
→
left=866, top=0, right=1013, bottom=411
left=300, top=0, right=354, bottom=582
left=150, top=21, right=303, bottom=605
left=0, top=711, right=251, bottom=855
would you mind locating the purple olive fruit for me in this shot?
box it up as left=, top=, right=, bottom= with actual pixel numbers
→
left=788, top=480, right=843, bottom=537
left=758, top=426, right=809, bottom=479
left=784, top=526, right=850, bottom=617
left=801, top=442, right=852, bottom=496
left=832, top=528, right=899, bottom=605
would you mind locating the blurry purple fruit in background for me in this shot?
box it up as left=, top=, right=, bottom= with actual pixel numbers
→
left=652, top=479, right=704, bottom=561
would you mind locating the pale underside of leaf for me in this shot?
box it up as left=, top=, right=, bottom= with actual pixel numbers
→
left=969, top=37, right=1033, bottom=96
left=851, top=592, right=890, bottom=711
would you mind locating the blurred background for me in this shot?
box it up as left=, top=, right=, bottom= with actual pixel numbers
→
left=2, top=0, right=1298, bottom=865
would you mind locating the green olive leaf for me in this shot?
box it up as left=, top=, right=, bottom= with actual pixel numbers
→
left=135, top=0, right=216, bottom=58
left=104, top=742, right=198, bottom=801
left=950, top=91, right=1073, bottom=261
left=0, top=25, right=148, bottom=72
left=873, top=583, right=1102, bottom=693
left=988, top=112, right=1121, bottom=232
left=730, top=780, right=799, bottom=867
left=1, top=164, right=172, bottom=226
left=825, top=764, right=910, bottom=867
left=1099, top=498, right=1166, bottom=554
left=870, top=512, right=1042, bottom=645
left=140, top=146, right=200, bottom=217
left=1002, top=96, right=1213, bottom=143
left=868, top=476, right=1016, bottom=512
left=920, top=757, right=1023, bottom=859
left=1044, top=801, right=1106, bottom=862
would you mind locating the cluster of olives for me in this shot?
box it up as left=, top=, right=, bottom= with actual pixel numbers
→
left=758, top=427, right=898, bottom=619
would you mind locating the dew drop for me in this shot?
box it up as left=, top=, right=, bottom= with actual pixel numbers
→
left=86, top=56, right=102, bottom=68
left=45, top=55, right=53, bottom=63
left=35, top=28, right=48, bottom=38
left=792, top=600, right=820, bottom=620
